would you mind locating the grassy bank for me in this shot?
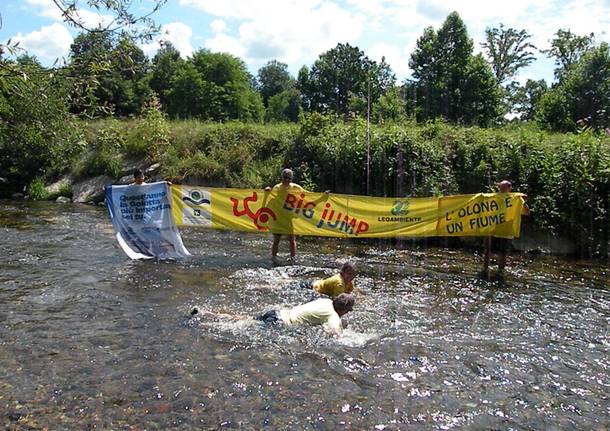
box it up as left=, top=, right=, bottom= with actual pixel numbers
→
left=13, top=113, right=610, bottom=257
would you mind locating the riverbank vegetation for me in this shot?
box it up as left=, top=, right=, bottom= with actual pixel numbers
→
left=1, top=10, right=609, bottom=256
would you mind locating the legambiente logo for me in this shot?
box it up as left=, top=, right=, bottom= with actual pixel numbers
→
left=391, top=200, right=409, bottom=216
left=378, top=200, right=421, bottom=223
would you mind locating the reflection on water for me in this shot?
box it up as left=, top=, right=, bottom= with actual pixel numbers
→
left=0, top=200, right=608, bottom=429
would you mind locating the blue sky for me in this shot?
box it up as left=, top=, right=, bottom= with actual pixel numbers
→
left=2, top=0, right=609, bottom=85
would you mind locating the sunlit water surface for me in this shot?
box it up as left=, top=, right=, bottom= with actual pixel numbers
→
left=1, top=201, right=608, bottom=430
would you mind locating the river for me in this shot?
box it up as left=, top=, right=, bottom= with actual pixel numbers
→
left=1, top=200, right=608, bottom=430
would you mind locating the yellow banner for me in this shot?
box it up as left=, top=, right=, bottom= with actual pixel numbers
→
left=171, top=186, right=525, bottom=238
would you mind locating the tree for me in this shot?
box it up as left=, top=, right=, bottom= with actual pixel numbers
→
left=537, top=43, right=610, bottom=131
left=372, top=87, right=405, bottom=123
left=150, top=41, right=183, bottom=110
left=67, top=31, right=151, bottom=117
left=409, top=26, right=439, bottom=120
left=304, top=43, right=374, bottom=116
left=508, top=79, right=548, bottom=120
left=257, top=60, right=294, bottom=106
left=166, top=49, right=263, bottom=121
left=265, top=88, right=301, bottom=122
left=461, top=54, right=503, bottom=126
left=409, top=11, right=502, bottom=125
left=543, top=29, right=595, bottom=80
left=0, top=57, right=78, bottom=189
left=296, top=65, right=312, bottom=112
left=481, top=24, right=536, bottom=84
left=435, top=12, right=474, bottom=122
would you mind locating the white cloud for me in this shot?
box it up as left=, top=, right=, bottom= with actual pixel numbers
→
left=204, top=33, right=247, bottom=58
left=24, top=0, right=63, bottom=20
left=140, top=22, right=195, bottom=59
left=24, top=0, right=113, bottom=29
left=210, top=19, right=228, bottom=34
left=184, top=0, right=365, bottom=73
left=12, top=23, right=73, bottom=63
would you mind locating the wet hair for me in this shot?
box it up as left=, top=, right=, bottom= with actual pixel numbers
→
left=333, top=293, right=355, bottom=313
left=281, top=168, right=293, bottom=179
left=340, top=261, right=356, bottom=274
left=133, top=168, right=143, bottom=178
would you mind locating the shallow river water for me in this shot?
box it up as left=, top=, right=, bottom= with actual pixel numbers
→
left=1, top=200, right=609, bottom=430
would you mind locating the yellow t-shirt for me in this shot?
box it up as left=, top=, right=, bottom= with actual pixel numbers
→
left=272, top=182, right=304, bottom=192
left=313, top=274, right=353, bottom=297
left=279, top=298, right=342, bottom=335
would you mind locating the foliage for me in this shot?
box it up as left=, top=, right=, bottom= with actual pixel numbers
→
left=543, top=29, right=595, bottom=80
left=51, top=0, right=167, bottom=42
left=72, top=121, right=125, bottom=179
left=0, top=57, right=80, bottom=191
left=536, top=43, right=610, bottom=131
left=372, top=87, right=406, bottom=123
left=166, top=50, right=264, bottom=122
left=68, top=31, right=151, bottom=117
left=125, top=94, right=170, bottom=158
left=257, top=60, right=294, bottom=106
left=27, top=178, right=49, bottom=200
left=299, top=43, right=395, bottom=117
left=507, top=79, right=548, bottom=121
left=150, top=41, right=183, bottom=110
left=265, top=88, right=301, bottom=122
left=481, top=24, right=537, bottom=84
left=409, top=12, right=502, bottom=125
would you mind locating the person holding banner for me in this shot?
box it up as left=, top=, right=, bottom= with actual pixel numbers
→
left=482, top=180, right=530, bottom=279
left=132, top=169, right=146, bottom=185
left=265, top=168, right=304, bottom=261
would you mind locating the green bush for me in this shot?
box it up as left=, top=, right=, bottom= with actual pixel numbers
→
left=27, top=178, right=49, bottom=200
left=72, top=122, right=125, bottom=179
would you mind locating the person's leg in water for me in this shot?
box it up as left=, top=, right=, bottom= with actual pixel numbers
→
left=480, top=236, right=491, bottom=279
left=271, top=234, right=281, bottom=259
left=190, top=307, right=250, bottom=321
left=496, top=238, right=510, bottom=279
left=288, top=234, right=297, bottom=260
left=255, top=310, right=281, bottom=324
left=298, top=280, right=314, bottom=289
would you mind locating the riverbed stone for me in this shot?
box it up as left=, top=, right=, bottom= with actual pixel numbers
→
left=72, top=175, right=113, bottom=203
left=56, top=196, right=71, bottom=204
left=45, top=178, right=71, bottom=197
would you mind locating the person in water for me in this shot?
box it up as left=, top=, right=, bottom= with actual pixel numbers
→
left=191, top=293, right=355, bottom=337
left=132, top=168, right=146, bottom=185
left=264, top=168, right=304, bottom=260
left=481, top=180, right=530, bottom=278
left=299, top=261, right=359, bottom=298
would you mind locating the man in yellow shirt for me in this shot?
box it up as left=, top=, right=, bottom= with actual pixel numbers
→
left=482, top=180, right=530, bottom=279
left=257, top=293, right=355, bottom=337
left=265, top=168, right=304, bottom=260
left=190, top=293, right=355, bottom=337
